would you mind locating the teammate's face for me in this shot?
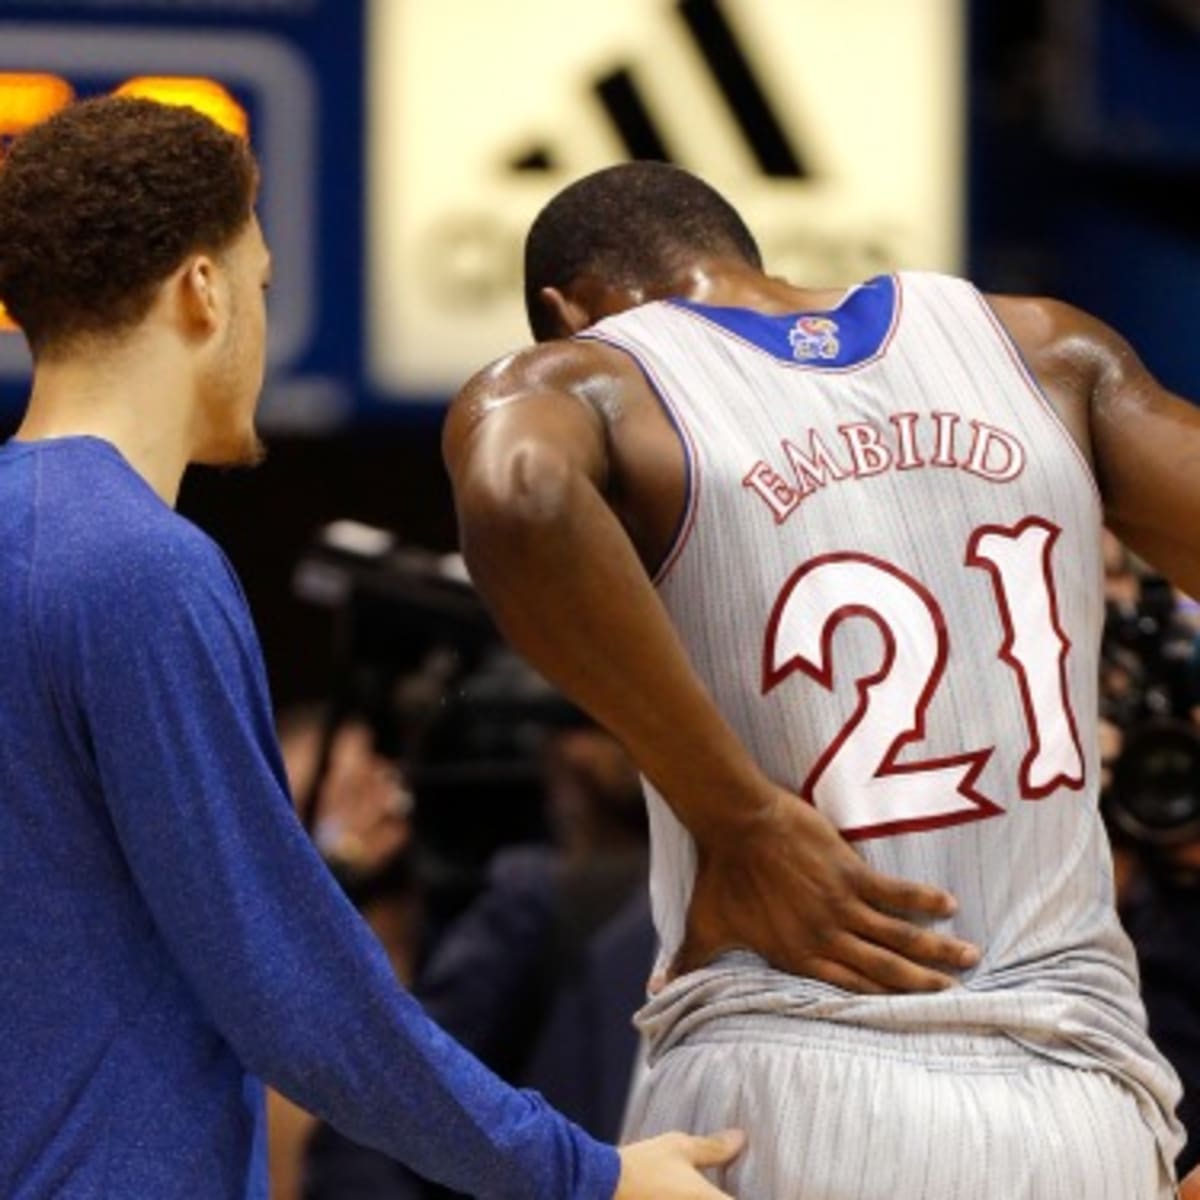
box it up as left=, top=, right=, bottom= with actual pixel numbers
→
left=193, top=215, right=271, bottom=467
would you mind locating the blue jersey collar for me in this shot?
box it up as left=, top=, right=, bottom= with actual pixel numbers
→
left=666, top=274, right=899, bottom=369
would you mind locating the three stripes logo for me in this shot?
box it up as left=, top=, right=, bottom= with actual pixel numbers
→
left=507, top=0, right=814, bottom=182
left=375, top=0, right=962, bottom=393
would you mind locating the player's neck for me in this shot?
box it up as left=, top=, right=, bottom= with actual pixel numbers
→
left=17, top=338, right=195, bottom=508
left=673, top=260, right=854, bottom=315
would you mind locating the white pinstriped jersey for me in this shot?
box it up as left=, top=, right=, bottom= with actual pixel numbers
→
left=582, top=272, right=1184, bottom=1166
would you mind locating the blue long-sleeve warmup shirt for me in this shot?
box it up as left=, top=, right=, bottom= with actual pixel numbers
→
left=0, top=436, right=620, bottom=1200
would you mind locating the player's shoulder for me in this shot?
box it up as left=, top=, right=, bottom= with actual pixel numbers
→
left=454, top=336, right=638, bottom=407
left=900, top=271, right=1111, bottom=346
left=445, top=336, right=645, bottom=459
left=979, top=291, right=1150, bottom=404
left=983, top=292, right=1131, bottom=366
left=984, top=291, right=1100, bottom=340
left=96, top=506, right=226, bottom=593
left=29, top=440, right=229, bottom=604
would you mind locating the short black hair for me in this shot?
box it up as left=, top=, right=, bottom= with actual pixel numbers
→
left=0, top=96, right=257, bottom=355
left=523, top=162, right=762, bottom=340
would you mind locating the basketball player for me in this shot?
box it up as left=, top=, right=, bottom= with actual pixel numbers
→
left=444, top=161, right=1200, bottom=1197
left=0, top=102, right=745, bottom=1199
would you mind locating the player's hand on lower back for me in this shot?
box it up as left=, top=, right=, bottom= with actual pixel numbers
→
left=671, top=785, right=979, bottom=993
left=1180, top=1166, right=1200, bottom=1200
left=615, top=1130, right=745, bottom=1199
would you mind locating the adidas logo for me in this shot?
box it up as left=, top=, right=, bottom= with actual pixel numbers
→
left=373, top=0, right=963, bottom=395
left=507, top=0, right=812, bottom=181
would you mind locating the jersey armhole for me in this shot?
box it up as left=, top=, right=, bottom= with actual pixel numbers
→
left=970, top=287, right=1104, bottom=513
left=575, top=330, right=700, bottom=587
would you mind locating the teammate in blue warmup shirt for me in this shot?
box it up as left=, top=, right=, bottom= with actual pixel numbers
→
left=0, top=98, right=744, bottom=1199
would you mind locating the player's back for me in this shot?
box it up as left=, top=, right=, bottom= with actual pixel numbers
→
left=583, top=271, right=1182, bottom=1165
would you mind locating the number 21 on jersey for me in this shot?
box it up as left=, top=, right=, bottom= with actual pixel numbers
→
left=762, top=515, right=1085, bottom=841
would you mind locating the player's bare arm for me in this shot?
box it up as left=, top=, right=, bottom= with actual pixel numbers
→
left=993, top=294, right=1200, bottom=594
left=445, top=337, right=980, bottom=994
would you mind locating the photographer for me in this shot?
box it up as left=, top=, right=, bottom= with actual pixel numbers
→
left=1099, top=535, right=1200, bottom=1177
left=1108, top=720, right=1200, bottom=1178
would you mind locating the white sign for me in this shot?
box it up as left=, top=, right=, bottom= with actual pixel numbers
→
left=369, top=0, right=964, bottom=399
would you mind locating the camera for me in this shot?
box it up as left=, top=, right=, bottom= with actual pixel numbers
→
left=1106, top=720, right=1200, bottom=850
left=292, top=521, right=585, bottom=919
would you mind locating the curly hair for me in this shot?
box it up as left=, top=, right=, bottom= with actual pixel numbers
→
left=0, top=96, right=257, bottom=355
left=524, top=162, right=762, bottom=341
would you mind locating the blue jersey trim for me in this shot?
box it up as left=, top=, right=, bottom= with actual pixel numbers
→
left=667, top=275, right=898, bottom=369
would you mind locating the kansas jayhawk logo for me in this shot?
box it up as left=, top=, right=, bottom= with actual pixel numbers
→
left=788, top=316, right=840, bottom=362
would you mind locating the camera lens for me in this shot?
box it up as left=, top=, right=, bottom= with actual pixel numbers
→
left=1110, top=720, right=1200, bottom=846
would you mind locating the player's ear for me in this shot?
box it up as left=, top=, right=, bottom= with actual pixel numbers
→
left=177, top=253, right=222, bottom=339
left=539, top=286, right=591, bottom=339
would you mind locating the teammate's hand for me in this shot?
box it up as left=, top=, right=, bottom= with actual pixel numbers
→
left=672, top=786, right=979, bottom=992
left=1180, top=1166, right=1200, bottom=1200
left=615, top=1129, right=745, bottom=1199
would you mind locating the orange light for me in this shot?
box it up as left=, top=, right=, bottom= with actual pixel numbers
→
left=0, top=300, right=17, bottom=335
left=114, top=77, right=249, bottom=139
left=0, top=73, right=74, bottom=139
